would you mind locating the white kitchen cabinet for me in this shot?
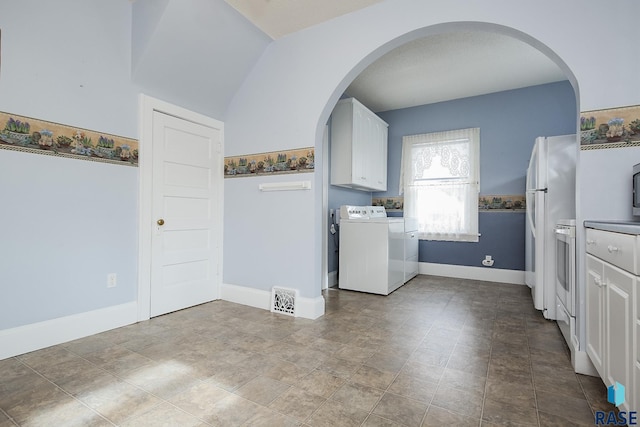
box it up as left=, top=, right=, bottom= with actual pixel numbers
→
left=605, top=262, right=634, bottom=412
left=585, top=226, right=639, bottom=413
left=330, top=97, right=388, bottom=191
left=635, top=278, right=640, bottom=415
left=586, top=253, right=606, bottom=378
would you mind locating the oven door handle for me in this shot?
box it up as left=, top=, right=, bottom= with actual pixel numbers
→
left=554, top=227, right=571, bottom=236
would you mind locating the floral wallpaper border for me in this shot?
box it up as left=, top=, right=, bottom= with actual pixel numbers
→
left=0, top=111, right=138, bottom=166
left=479, top=195, right=526, bottom=211
left=224, top=147, right=314, bottom=177
left=372, top=197, right=404, bottom=211
left=371, top=194, right=526, bottom=213
left=580, top=104, right=640, bottom=149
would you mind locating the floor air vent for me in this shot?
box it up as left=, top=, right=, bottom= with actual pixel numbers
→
left=271, top=287, right=297, bottom=316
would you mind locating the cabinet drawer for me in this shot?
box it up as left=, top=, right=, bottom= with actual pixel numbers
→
left=586, top=228, right=639, bottom=274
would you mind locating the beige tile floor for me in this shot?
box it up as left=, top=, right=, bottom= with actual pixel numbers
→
left=0, top=275, right=615, bottom=426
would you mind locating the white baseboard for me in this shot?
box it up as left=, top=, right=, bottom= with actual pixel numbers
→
left=0, top=302, right=138, bottom=360
left=573, top=349, right=598, bottom=376
left=419, top=262, right=525, bottom=285
left=221, top=283, right=325, bottom=320
left=221, top=283, right=271, bottom=311
left=571, top=335, right=598, bottom=376
left=296, top=294, right=325, bottom=319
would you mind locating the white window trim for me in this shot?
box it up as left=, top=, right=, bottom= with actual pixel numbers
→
left=400, top=127, right=480, bottom=242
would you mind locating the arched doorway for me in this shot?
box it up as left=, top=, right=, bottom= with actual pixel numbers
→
left=318, top=21, right=579, bottom=305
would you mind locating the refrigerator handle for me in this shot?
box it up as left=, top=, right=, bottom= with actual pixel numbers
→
left=526, top=190, right=536, bottom=234
left=526, top=141, right=537, bottom=191
left=525, top=140, right=538, bottom=235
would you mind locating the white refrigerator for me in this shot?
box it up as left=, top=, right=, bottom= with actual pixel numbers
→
left=525, top=135, right=576, bottom=320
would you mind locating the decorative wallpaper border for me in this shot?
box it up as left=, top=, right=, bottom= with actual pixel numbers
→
left=479, top=195, right=526, bottom=211
left=0, top=111, right=138, bottom=166
left=580, top=104, right=640, bottom=149
left=372, top=197, right=404, bottom=211
left=371, top=194, right=526, bottom=213
left=224, top=147, right=314, bottom=178
left=580, top=140, right=640, bottom=151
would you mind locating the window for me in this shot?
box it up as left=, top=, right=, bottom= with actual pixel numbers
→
left=400, top=127, right=480, bottom=242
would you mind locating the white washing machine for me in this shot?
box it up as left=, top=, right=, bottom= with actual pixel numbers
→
left=338, top=205, right=405, bottom=295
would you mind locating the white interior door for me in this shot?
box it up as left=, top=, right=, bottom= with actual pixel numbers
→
left=150, top=111, right=222, bottom=317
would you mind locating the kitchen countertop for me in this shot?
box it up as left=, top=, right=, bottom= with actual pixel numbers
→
left=584, top=220, right=640, bottom=235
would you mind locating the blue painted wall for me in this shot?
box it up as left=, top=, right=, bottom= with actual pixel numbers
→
left=327, top=113, right=373, bottom=275
left=375, top=81, right=576, bottom=270
left=328, top=81, right=576, bottom=275
left=421, top=212, right=525, bottom=269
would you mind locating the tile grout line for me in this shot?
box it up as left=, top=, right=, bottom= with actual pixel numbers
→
left=575, top=367, right=600, bottom=418
left=524, top=312, right=542, bottom=427
left=293, top=313, right=375, bottom=426
left=0, top=401, right=19, bottom=427
left=417, top=293, right=469, bottom=426
left=306, top=298, right=437, bottom=427
left=3, top=278, right=602, bottom=426
left=26, top=342, right=221, bottom=426
left=478, top=309, right=495, bottom=427
left=12, top=356, right=117, bottom=427
left=376, top=317, right=437, bottom=427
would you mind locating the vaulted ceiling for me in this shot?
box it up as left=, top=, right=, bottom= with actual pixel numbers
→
left=130, top=0, right=568, bottom=118
left=224, top=0, right=567, bottom=112
left=224, top=0, right=386, bottom=39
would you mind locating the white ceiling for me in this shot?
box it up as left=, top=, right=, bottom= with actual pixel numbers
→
left=224, top=0, right=386, bottom=39
left=224, top=0, right=568, bottom=112
left=345, top=32, right=567, bottom=112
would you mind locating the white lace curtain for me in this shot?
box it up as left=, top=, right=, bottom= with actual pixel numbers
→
left=400, top=128, right=480, bottom=242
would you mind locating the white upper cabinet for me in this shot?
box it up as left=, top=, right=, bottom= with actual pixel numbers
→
left=330, top=98, right=388, bottom=191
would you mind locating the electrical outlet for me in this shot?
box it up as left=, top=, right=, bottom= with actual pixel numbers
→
left=482, top=256, right=494, bottom=267
left=107, top=273, right=117, bottom=288
left=330, top=209, right=335, bottom=217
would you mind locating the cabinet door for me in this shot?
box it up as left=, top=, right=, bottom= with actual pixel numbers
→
left=605, top=262, right=635, bottom=412
left=369, top=119, right=387, bottom=191
left=635, top=296, right=640, bottom=413
left=329, top=101, right=354, bottom=188
left=330, top=98, right=388, bottom=191
left=586, top=254, right=606, bottom=378
left=351, top=103, right=370, bottom=187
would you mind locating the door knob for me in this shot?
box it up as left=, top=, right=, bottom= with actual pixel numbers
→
left=157, top=219, right=165, bottom=226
